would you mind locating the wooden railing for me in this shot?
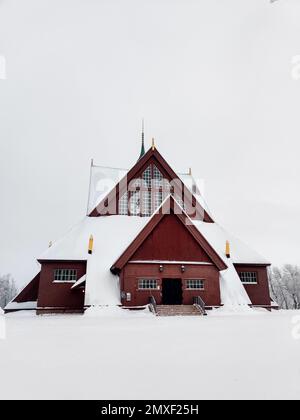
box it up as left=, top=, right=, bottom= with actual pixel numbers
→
left=149, top=295, right=157, bottom=315
left=193, top=296, right=207, bottom=316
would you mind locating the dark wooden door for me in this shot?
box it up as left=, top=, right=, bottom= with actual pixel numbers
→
left=162, top=279, right=182, bottom=305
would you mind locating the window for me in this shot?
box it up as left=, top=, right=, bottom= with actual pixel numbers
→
left=239, top=272, right=258, bottom=284
left=163, top=178, right=171, bottom=190
left=142, top=191, right=152, bottom=216
left=154, top=190, right=163, bottom=211
left=117, top=163, right=171, bottom=216
left=119, top=192, right=128, bottom=215
left=131, top=178, right=141, bottom=188
left=186, top=279, right=204, bottom=290
left=54, top=269, right=77, bottom=282
left=138, top=279, right=158, bottom=290
left=153, top=165, right=163, bottom=188
left=129, top=191, right=141, bottom=216
left=142, top=165, right=151, bottom=188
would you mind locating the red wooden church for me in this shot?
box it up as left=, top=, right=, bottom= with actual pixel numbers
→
left=6, top=135, right=273, bottom=315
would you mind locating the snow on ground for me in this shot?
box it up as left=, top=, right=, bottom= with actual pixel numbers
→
left=0, top=309, right=300, bottom=400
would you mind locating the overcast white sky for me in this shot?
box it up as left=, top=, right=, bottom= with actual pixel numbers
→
left=1, top=0, right=300, bottom=287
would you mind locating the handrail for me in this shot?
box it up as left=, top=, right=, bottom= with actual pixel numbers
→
left=149, top=295, right=157, bottom=315
left=193, top=296, right=207, bottom=316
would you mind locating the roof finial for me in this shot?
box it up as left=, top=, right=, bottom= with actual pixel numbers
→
left=152, top=137, right=155, bottom=151
left=88, top=235, right=94, bottom=255
left=138, top=119, right=145, bottom=160
left=226, top=240, right=231, bottom=258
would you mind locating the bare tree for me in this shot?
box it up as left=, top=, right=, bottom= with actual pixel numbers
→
left=269, top=265, right=300, bottom=309
left=0, top=274, right=18, bottom=309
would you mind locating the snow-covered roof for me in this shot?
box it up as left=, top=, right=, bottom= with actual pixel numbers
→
left=71, top=274, right=86, bottom=289
left=38, top=155, right=269, bottom=308
left=38, top=206, right=269, bottom=307
left=40, top=216, right=151, bottom=306
left=219, top=260, right=251, bottom=305
left=193, top=220, right=270, bottom=265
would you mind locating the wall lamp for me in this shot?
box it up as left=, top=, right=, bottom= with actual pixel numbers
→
left=181, top=265, right=185, bottom=273
left=159, top=265, right=164, bottom=272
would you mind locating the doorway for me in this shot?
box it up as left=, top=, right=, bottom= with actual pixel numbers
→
left=162, top=279, right=183, bottom=305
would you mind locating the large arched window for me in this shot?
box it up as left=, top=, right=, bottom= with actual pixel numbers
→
left=118, top=164, right=173, bottom=216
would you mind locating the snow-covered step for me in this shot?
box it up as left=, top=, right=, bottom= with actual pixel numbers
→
left=156, top=305, right=204, bottom=317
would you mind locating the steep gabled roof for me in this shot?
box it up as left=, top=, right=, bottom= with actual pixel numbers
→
left=193, top=220, right=271, bottom=266
left=111, top=196, right=227, bottom=272
left=89, top=146, right=213, bottom=222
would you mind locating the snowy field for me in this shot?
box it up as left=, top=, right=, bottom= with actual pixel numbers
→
left=0, top=308, right=300, bottom=400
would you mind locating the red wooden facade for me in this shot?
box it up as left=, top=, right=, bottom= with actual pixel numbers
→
left=234, top=264, right=271, bottom=308
left=121, top=263, right=221, bottom=307
left=6, top=145, right=273, bottom=314
left=36, top=260, right=86, bottom=314
left=119, top=210, right=223, bottom=307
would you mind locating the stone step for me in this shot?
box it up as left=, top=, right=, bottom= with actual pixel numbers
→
left=157, top=308, right=198, bottom=311
left=157, top=305, right=200, bottom=310
left=155, top=305, right=203, bottom=317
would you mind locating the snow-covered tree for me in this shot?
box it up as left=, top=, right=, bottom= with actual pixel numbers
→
left=269, top=265, right=300, bottom=309
left=0, top=274, right=17, bottom=309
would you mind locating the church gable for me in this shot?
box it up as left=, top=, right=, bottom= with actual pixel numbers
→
left=89, top=146, right=213, bottom=222
left=118, top=155, right=173, bottom=217
left=111, top=197, right=227, bottom=272
left=131, top=213, right=214, bottom=263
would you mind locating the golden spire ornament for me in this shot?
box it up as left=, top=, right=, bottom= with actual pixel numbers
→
left=151, top=138, right=155, bottom=151
left=225, top=240, right=230, bottom=258
left=88, top=235, right=94, bottom=255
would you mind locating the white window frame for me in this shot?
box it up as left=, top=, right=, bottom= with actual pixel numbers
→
left=153, top=165, right=163, bottom=189
left=142, top=190, right=152, bottom=217
left=239, top=272, right=258, bottom=285
left=129, top=190, right=141, bottom=216
left=118, top=191, right=129, bottom=215
left=142, top=165, right=152, bottom=188
left=53, top=269, right=78, bottom=283
left=117, top=163, right=171, bottom=217
left=138, top=278, right=159, bottom=290
left=186, top=279, right=205, bottom=290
